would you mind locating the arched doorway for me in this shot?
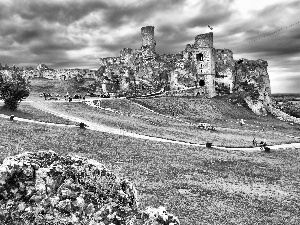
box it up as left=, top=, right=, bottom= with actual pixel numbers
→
left=199, top=79, right=205, bottom=86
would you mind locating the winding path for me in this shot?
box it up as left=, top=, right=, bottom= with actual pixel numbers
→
left=1, top=99, right=300, bottom=151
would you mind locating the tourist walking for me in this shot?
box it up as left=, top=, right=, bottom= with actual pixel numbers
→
left=252, top=138, right=257, bottom=146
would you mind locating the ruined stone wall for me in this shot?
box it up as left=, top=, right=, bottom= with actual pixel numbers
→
left=141, top=26, right=156, bottom=50
left=233, top=59, right=272, bottom=115
left=97, top=27, right=272, bottom=107
left=192, top=32, right=216, bottom=97
left=141, top=26, right=156, bottom=59
left=214, top=49, right=235, bottom=95
left=194, top=32, right=213, bottom=48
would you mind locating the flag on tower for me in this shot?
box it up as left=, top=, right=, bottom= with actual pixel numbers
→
left=208, top=25, right=213, bottom=30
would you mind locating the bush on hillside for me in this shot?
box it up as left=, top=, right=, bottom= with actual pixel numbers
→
left=0, top=70, right=30, bottom=111
left=280, top=102, right=300, bottom=118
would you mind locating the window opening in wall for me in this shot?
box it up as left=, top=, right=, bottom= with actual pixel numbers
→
left=199, top=79, right=205, bottom=86
left=196, top=53, right=204, bottom=61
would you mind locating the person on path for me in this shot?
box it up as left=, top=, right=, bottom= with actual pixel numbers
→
left=260, top=139, right=267, bottom=150
left=76, top=122, right=89, bottom=129
left=253, top=138, right=257, bottom=146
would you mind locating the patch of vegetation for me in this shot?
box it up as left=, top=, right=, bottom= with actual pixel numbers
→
left=0, top=70, right=30, bottom=110
left=272, top=93, right=300, bottom=102
left=280, top=102, right=300, bottom=118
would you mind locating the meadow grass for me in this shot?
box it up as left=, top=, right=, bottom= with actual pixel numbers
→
left=36, top=100, right=299, bottom=147
left=0, top=118, right=299, bottom=224
left=0, top=102, right=76, bottom=125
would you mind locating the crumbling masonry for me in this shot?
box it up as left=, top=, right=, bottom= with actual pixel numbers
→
left=99, top=26, right=272, bottom=115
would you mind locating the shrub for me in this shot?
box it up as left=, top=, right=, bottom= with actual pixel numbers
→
left=281, top=102, right=300, bottom=118
left=0, top=70, right=30, bottom=111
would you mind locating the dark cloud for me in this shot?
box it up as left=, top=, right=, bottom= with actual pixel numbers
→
left=155, top=26, right=193, bottom=54
left=14, top=0, right=108, bottom=25
left=30, top=40, right=85, bottom=55
left=11, top=24, right=55, bottom=44
left=97, top=32, right=141, bottom=56
left=100, top=0, right=185, bottom=29
left=255, top=0, right=300, bottom=18
left=186, top=0, right=234, bottom=28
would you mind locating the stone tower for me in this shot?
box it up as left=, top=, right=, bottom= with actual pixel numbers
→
left=192, top=32, right=216, bottom=97
left=141, top=26, right=156, bottom=59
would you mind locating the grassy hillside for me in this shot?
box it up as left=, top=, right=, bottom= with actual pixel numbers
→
left=34, top=99, right=299, bottom=147
left=132, top=95, right=300, bottom=132
left=28, top=77, right=95, bottom=99
left=1, top=117, right=300, bottom=224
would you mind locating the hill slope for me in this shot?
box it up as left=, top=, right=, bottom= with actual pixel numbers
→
left=28, top=78, right=95, bottom=98
left=131, top=95, right=300, bottom=133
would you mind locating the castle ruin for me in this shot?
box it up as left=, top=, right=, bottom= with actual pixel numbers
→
left=99, top=26, right=272, bottom=115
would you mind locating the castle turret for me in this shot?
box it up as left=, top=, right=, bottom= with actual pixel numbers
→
left=191, top=32, right=216, bottom=97
left=194, top=32, right=213, bottom=48
left=141, top=26, right=156, bottom=59
left=141, top=26, right=156, bottom=51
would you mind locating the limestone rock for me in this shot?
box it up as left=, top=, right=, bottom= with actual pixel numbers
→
left=0, top=151, right=180, bottom=225
left=0, top=151, right=137, bottom=224
left=233, top=59, right=272, bottom=115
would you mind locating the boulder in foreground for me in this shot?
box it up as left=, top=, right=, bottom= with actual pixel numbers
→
left=0, top=151, right=179, bottom=225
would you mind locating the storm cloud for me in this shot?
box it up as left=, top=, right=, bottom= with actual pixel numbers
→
left=0, top=0, right=299, bottom=92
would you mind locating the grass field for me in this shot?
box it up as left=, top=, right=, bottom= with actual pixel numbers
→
left=33, top=97, right=300, bottom=147
left=0, top=102, right=76, bottom=125
left=0, top=118, right=299, bottom=224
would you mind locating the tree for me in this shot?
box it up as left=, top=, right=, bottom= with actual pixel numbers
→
left=0, top=70, right=30, bottom=111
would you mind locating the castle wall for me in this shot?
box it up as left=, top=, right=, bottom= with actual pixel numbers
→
left=192, top=32, right=216, bottom=97
left=214, top=49, right=235, bottom=95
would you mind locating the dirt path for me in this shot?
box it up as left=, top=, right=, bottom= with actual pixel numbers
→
left=25, top=101, right=300, bottom=152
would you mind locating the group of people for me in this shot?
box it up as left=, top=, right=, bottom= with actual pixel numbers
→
left=253, top=138, right=269, bottom=151
left=64, top=92, right=85, bottom=102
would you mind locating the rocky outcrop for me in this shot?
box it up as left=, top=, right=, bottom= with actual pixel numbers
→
left=233, top=59, right=272, bottom=116
left=0, top=151, right=179, bottom=225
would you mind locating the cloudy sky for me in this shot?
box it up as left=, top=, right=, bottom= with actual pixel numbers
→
left=0, top=0, right=299, bottom=93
